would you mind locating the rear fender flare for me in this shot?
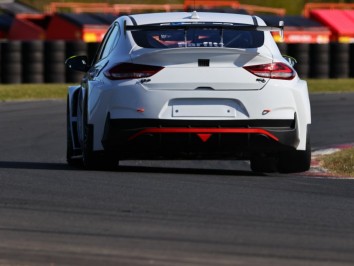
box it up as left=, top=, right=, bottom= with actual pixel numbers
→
left=67, top=85, right=82, bottom=149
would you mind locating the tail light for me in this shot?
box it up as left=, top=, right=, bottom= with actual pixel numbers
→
left=104, top=63, right=164, bottom=80
left=244, top=62, right=295, bottom=80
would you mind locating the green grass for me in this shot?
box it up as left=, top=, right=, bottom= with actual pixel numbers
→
left=0, top=84, right=68, bottom=101
left=307, top=79, right=354, bottom=93
left=321, top=148, right=354, bottom=177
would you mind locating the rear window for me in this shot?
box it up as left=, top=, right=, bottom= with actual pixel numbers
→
left=132, top=28, right=264, bottom=49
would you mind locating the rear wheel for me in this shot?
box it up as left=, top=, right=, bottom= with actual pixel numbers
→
left=277, top=134, right=311, bottom=173
left=82, top=119, right=118, bottom=171
left=251, top=132, right=311, bottom=174
left=250, top=155, right=278, bottom=173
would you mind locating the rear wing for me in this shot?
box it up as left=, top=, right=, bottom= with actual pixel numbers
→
left=124, top=21, right=284, bottom=39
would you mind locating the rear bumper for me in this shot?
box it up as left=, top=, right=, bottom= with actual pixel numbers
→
left=101, top=118, right=299, bottom=159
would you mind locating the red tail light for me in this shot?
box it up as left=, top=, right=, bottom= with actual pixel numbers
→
left=244, top=62, right=295, bottom=80
left=104, top=63, right=164, bottom=80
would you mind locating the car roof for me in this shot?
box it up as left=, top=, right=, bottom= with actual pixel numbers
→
left=123, top=12, right=265, bottom=26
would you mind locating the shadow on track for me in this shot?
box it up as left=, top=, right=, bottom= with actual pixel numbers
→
left=118, top=165, right=260, bottom=177
left=0, top=161, right=70, bottom=171
left=0, top=161, right=261, bottom=177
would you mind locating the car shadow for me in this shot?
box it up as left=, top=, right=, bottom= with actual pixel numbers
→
left=118, top=165, right=260, bottom=177
left=0, top=160, right=262, bottom=177
left=0, top=161, right=70, bottom=171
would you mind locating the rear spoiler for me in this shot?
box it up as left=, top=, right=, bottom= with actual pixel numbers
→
left=124, top=21, right=284, bottom=39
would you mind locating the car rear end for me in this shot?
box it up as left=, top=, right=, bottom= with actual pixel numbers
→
left=92, top=12, right=311, bottom=161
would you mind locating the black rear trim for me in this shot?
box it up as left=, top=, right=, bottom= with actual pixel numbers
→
left=103, top=118, right=295, bottom=129
left=101, top=118, right=299, bottom=159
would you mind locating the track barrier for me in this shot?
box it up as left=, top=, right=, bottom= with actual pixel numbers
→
left=288, top=43, right=310, bottom=79
left=44, top=41, right=66, bottom=83
left=65, top=41, right=87, bottom=83
left=22, top=41, right=44, bottom=83
left=0, top=41, right=354, bottom=84
left=1, top=41, right=22, bottom=84
left=329, top=43, right=350, bottom=78
left=310, top=43, right=329, bottom=78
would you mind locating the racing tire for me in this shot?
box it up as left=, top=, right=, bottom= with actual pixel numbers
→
left=277, top=134, right=311, bottom=174
left=330, top=43, right=349, bottom=78
left=44, top=42, right=66, bottom=83
left=288, top=43, right=309, bottom=78
left=350, top=43, right=354, bottom=77
left=0, top=43, right=2, bottom=83
left=309, top=44, right=329, bottom=78
left=1, top=42, right=22, bottom=84
left=250, top=155, right=278, bottom=173
left=82, top=123, right=118, bottom=170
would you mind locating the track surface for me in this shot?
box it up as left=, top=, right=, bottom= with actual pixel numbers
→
left=0, top=93, right=354, bottom=265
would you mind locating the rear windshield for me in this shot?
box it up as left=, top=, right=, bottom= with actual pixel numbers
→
left=132, top=28, right=264, bottom=49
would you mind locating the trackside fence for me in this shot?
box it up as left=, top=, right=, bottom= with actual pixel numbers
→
left=1, top=41, right=354, bottom=84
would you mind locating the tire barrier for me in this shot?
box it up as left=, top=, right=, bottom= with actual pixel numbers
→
left=1, top=41, right=354, bottom=83
left=66, top=41, right=87, bottom=83
left=87, top=42, right=100, bottom=65
left=288, top=43, right=310, bottom=79
left=350, top=43, right=354, bottom=78
left=22, top=41, right=44, bottom=83
left=276, top=42, right=287, bottom=55
left=330, top=43, right=349, bottom=78
left=1, top=41, right=22, bottom=84
left=309, top=43, right=329, bottom=79
left=44, top=41, right=66, bottom=83
left=0, top=42, right=2, bottom=83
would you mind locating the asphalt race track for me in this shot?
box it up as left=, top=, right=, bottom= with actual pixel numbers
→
left=0, top=93, right=354, bottom=266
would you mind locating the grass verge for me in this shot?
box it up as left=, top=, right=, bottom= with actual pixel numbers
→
left=320, top=148, right=354, bottom=177
left=307, top=79, right=354, bottom=93
left=0, top=84, right=69, bottom=101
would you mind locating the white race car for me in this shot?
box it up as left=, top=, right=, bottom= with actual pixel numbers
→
left=66, top=11, right=311, bottom=173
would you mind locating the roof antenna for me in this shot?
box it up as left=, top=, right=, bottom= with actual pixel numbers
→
left=190, top=0, right=199, bottom=19
left=191, top=10, right=200, bottom=19
left=191, top=0, right=199, bottom=20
